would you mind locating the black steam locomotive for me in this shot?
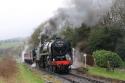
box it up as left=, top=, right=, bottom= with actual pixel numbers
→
left=35, top=37, right=73, bottom=73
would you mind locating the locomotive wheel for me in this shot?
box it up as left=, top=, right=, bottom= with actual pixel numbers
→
left=65, top=69, right=70, bottom=73
left=51, top=65, right=54, bottom=72
left=46, top=64, right=51, bottom=72
left=37, top=60, right=44, bottom=69
left=65, top=66, right=70, bottom=73
left=38, top=56, right=46, bottom=69
left=49, top=65, right=53, bottom=72
left=49, top=65, right=56, bottom=72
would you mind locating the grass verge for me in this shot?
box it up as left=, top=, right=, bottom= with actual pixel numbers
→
left=16, top=64, right=44, bottom=83
left=88, top=66, right=125, bottom=81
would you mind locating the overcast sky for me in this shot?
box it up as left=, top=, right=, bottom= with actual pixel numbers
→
left=0, top=0, right=65, bottom=40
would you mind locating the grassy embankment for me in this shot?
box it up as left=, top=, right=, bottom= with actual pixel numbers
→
left=17, top=64, right=44, bottom=83
left=88, top=66, right=125, bottom=81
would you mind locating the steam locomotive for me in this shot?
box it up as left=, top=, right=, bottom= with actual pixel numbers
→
left=34, top=37, right=73, bottom=73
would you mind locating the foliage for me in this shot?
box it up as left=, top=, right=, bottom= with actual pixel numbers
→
left=93, top=50, right=123, bottom=68
left=61, top=27, right=76, bottom=46
left=61, top=25, right=125, bottom=56
left=89, top=27, right=109, bottom=51
left=115, top=38, right=125, bottom=61
left=89, top=26, right=125, bottom=60
left=61, top=25, right=90, bottom=51
left=89, top=26, right=123, bottom=52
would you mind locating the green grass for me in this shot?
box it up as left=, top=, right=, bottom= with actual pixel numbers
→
left=17, top=64, right=44, bottom=83
left=88, top=66, right=125, bottom=81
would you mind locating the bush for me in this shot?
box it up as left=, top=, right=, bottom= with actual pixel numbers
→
left=93, top=50, right=123, bottom=68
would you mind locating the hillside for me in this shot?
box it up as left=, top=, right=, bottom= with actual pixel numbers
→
left=0, top=38, right=24, bottom=49
left=0, top=38, right=24, bottom=57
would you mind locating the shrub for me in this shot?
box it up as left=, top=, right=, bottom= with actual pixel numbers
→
left=93, top=50, right=123, bottom=68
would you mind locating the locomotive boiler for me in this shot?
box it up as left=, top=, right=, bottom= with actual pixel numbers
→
left=35, top=37, right=73, bottom=73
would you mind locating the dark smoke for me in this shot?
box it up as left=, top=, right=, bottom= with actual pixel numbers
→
left=41, top=0, right=116, bottom=36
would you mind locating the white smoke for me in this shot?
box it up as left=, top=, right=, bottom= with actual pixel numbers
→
left=41, top=0, right=116, bottom=36
left=21, top=45, right=29, bottom=63
left=71, top=48, right=84, bottom=69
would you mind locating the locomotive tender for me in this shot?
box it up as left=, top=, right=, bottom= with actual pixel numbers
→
left=35, top=37, right=73, bottom=73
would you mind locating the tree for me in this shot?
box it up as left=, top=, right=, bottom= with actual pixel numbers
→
left=61, top=26, right=91, bottom=53
left=101, top=0, right=125, bottom=27
left=115, top=38, right=125, bottom=61
left=89, top=26, right=123, bottom=52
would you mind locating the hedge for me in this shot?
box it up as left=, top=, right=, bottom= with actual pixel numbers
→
left=93, top=50, right=123, bottom=68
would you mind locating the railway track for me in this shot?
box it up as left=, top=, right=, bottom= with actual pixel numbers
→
left=42, top=70, right=93, bottom=83
left=25, top=63, right=105, bottom=83
left=44, top=70, right=104, bottom=83
left=59, top=73, right=93, bottom=83
left=68, top=73, right=104, bottom=83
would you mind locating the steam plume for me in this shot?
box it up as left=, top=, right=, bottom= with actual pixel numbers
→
left=41, top=0, right=116, bottom=36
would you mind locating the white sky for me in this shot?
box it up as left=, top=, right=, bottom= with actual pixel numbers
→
left=0, top=0, right=65, bottom=40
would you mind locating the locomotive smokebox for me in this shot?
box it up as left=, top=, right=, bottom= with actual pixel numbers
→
left=51, top=38, right=67, bottom=55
